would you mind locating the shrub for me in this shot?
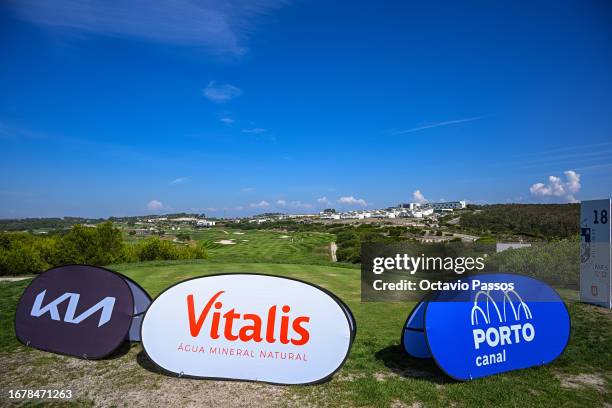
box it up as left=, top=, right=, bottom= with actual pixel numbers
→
left=0, top=222, right=207, bottom=275
left=0, top=240, right=46, bottom=276
left=134, top=237, right=180, bottom=261
left=485, top=240, right=579, bottom=288
left=176, top=233, right=191, bottom=241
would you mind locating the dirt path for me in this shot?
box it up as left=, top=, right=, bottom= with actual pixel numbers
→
left=330, top=242, right=338, bottom=262
left=0, top=347, right=291, bottom=408
left=0, top=276, right=32, bottom=282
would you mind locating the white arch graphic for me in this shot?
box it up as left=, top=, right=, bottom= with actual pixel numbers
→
left=470, top=289, right=532, bottom=326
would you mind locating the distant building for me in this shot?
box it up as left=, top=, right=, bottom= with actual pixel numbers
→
left=410, top=208, right=434, bottom=218
left=172, top=217, right=199, bottom=223
left=496, top=243, right=531, bottom=253
left=397, top=207, right=434, bottom=218
left=399, top=203, right=421, bottom=210
left=248, top=218, right=269, bottom=224
left=430, top=201, right=467, bottom=210
left=320, top=213, right=341, bottom=220
left=400, top=201, right=465, bottom=211
left=196, top=219, right=216, bottom=228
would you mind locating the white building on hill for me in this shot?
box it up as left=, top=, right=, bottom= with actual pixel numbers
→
left=196, top=219, right=216, bottom=227
left=430, top=201, right=467, bottom=210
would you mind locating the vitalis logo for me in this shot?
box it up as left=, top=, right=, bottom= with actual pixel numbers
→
left=470, top=289, right=535, bottom=367
left=30, top=290, right=116, bottom=328
left=187, top=290, right=311, bottom=345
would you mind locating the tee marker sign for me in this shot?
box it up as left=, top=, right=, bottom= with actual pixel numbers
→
left=580, top=199, right=612, bottom=309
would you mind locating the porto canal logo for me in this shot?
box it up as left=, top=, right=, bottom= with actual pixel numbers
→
left=422, top=274, right=570, bottom=380
left=470, top=289, right=535, bottom=367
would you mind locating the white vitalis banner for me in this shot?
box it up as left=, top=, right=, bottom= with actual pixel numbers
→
left=141, top=274, right=355, bottom=384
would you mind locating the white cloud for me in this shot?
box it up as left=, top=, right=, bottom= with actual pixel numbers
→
left=317, top=196, right=331, bottom=205
left=290, top=200, right=312, bottom=209
left=204, top=81, right=242, bottom=103
left=7, top=0, right=287, bottom=56
left=170, top=177, right=188, bottom=185
left=147, top=199, right=164, bottom=211
left=529, top=170, right=581, bottom=203
left=220, top=117, right=234, bottom=124
left=241, top=187, right=255, bottom=192
left=412, top=190, right=428, bottom=204
left=338, top=196, right=367, bottom=206
left=276, top=199, right=287, bottom=206
left=249, top=200, right=270, bottom=209
left=242, top=128, right=267, bottom=134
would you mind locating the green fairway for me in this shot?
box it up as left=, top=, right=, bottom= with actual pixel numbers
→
left=1, top=261, right=610, bottom=407
left=126, top=228, right=336, bottom=265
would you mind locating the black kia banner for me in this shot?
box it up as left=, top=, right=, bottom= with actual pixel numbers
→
left=15, top=265, right=135, bottom=359
left=122, top=275, right=152, bottom=341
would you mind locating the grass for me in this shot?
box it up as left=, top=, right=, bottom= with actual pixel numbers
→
left=126, top=227, right=336, bottom=265
left=1, top=260, right=611, bottom=407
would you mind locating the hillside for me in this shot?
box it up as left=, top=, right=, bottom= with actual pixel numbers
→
left=457, top=204, right=579, bottom=240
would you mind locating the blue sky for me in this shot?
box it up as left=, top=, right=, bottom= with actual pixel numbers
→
left=1, top=0, right=611, bottom=218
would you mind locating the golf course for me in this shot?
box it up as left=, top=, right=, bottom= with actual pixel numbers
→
left=1, top=228, right=610, bottom=407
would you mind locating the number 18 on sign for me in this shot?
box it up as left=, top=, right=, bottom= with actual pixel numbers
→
left=580, top=199, right=612, bottom=308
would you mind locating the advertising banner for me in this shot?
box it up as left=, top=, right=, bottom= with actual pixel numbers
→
left=424, top=274, right=570, bottom=380
left=400, top=273, right=570, bottom=380
left=580, top=199, right=612, bottom=308
left=123, top=277, right=152, bottom=341
left=141, top=273, right=356, bottom=384
left=15, top=265, right=136, bottom=359
left=401, top=297, right=432, bottom=359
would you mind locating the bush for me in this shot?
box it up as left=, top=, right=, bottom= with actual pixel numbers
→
left=134, top=237, right=181, bottom=261
left=460, top=204, right=579, bottom=239
left=0, top=240, right=46, bottom=276
left=0, top=222, right=208, bottom=275
left=176, top=233, right=191, bottom=241
left=133, top=237, right=208, bottom=261
left=54, top=222, right=125, bottom=265
left=336, top=246, right=360, bottom=263
left=485, top=239, right=579, bottom=289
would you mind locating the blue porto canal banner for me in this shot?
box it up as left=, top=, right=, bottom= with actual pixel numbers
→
left=401, top=296, right=431, bottom=359
left=402, top=273, right=570, bottom=380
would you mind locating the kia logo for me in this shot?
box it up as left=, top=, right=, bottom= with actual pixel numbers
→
left=30, top=290, right=116, bottom=327
left=15, top=265, right=138, bottom=359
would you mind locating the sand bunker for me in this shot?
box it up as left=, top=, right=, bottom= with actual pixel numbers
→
left=215, top=239, right=236, bottom=245
left=280, top=235, right=290, bottom=239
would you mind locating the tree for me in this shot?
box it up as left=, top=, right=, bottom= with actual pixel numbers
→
left=135, top=237, right=179, bottom=261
